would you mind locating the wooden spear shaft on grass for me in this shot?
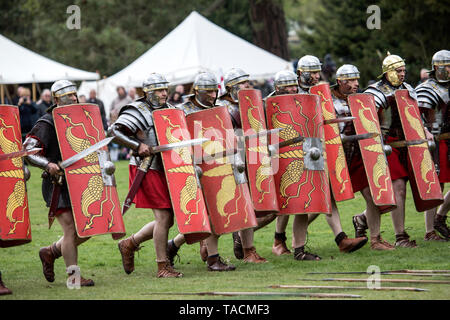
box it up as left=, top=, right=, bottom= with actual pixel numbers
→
left=307, top=269, right=450, bottom=275
left=299, top=278, right=450, bottom=285
left=143, top=291, right=362, bottom=298
left=270, top=285, right=428, bottom=292
left=307, top=272, right=450, bottom=277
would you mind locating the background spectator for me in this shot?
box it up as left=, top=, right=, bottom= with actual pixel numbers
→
left=109, top=86, right=132, bottom=123
left=79, top=95, right=87, bottom=103
left=87, top=89, right=108, bottom=130
left=17, top=87, right=38, bottom=139
left=168, top=91, right=183, bottom=105
left=128, top=87, right=137, bottom=101
left=36, top=89, right=52, bottom=117
left=418, top=68, right=429, bottom=85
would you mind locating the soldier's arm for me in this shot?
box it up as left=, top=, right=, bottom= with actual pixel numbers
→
left=107, top=123, right=150, bottom=157
left=23, top=128, right=61, bottom=176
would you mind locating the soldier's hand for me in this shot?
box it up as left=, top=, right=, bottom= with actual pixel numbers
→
left=424, top=128, right=434, bottom=141
left=46, top=162, right=62, bottom=176
left=138, top=143, right=152, bottom=157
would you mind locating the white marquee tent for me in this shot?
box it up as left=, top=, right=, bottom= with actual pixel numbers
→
left=79, top=11, right=293, bottom=117
left=0, top=34, right=100, bottom=84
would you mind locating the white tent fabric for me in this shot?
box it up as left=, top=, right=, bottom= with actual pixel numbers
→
left=0, top=34, right=100, bottom=84
left=79, top=11, right=292, bottom=117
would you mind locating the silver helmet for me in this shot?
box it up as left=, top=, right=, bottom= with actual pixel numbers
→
left=297, top=55, right=322, bottom=87
left=224, top=68, right=250, bottom=102
left=193, top=71, right=218, bottom=108
left=274, top=70, right=298, bottom=91
left=51, top=80, right=77, bottom=106
left=142, top=73, right=169, bottom=108
left=336, top=64, right=360, bottom=80
left=431, top=50, right=450, bottom=83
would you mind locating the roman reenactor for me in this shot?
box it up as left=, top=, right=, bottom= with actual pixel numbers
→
left=23, top=80, right=96, bottom=286
left=416, top=49, right=450, bottom=241
left=353, top=53, right=442, bottom=247
left=109, top=73, right=183, bottom=278
left=291, top=65, right=368, bottom=253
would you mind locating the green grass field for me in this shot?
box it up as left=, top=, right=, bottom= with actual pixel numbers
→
left=1, top=160, right=449, bottom=301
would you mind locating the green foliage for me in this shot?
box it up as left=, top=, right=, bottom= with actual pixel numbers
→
left=286, top=0, right=450, bottom=87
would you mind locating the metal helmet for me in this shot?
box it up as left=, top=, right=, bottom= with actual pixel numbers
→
left=142, top=73, right=169, bottom=108
left=274, top=70, right=298, bottom=93
left=431, top=49, right=450, bottom=82
left=193, top=71, right=218, bottom=108
left=224, top=68, right=250, bottom=102
left=379, top=52, right=406, bottom=86
left=51, top=80, right=78, bottom=106
left=336, top=64, right=360, bottom=80
left=297, top=55, right=322, bottom=87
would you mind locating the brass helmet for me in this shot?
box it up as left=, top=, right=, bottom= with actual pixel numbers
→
left=51, top=80, right=78, bottom=106
left=142, top=73, right=169, bottom=108
left=193, top=71, right=218, bottom=108
left=431, top=49, right=450, bottom=83
left=379, top=52, right=405, bottom=86
left=224, top=68, right=250, bottom=102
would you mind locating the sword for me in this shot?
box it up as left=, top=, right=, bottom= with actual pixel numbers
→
left=436, top=132, right=450, bottom=141
left=122, top=137, right=208, bottom=216
left=59, top=136, right=114, bottom=169
left=241, top=128, right=283, bottom=141
left=0, top=148, right=42, bottom=162
left=268, top=136, right=305, bottom=156
left=324, top=116, right=355, bottom=125
left=340, top=132, right=379, bottom=143
left=387, top=139, right=428, bottom=149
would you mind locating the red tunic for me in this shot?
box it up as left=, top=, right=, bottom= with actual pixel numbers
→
left=128, top=165, right=171, bottom=209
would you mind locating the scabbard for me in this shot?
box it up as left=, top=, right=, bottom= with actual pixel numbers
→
left=122, top=156, right=152, bottom=215
left=48, top=183, right=61, bottom=229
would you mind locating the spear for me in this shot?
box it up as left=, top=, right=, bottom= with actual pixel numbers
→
left=307, top=272, right=450, bottom=277
left=143, top=291, right=362, bottom=298
left=299, top=278, right=450, bottom=285
left=270, top=285, right=428, bottom=292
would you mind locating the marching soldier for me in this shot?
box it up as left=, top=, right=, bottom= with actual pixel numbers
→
left=416, top=49, right=450, bottom=240
left=353, top=53, right=437, bottom=248
left=327, top=65, right=396, bottom=250
left=23, top=80, right=95, bottom=286
left=109, top=73, right=183, bottom=278
left=166, top=71, right=238, bottom=271
left=296, top=55, right=322, bottom=93
left=297, top=65, right=368, bottom=252
left=217, top=68, right=270, bottom=263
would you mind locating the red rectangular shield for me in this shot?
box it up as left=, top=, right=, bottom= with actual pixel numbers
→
left=310, top=83, right=354, bottom=202
left=53, top=104, right=126, bottom=238
left=153, top=108, right=211, bottom=244
left=238, top=89, right=279, bottom=215
left=395, top=90, right=443, bottom=211
left=0, top=105, right=32, bottom=247
left=186, top=106, right=257, bottom=235
left=348, top=94, right=396, bottom=209
left=265, top=94, right=331, bottom=215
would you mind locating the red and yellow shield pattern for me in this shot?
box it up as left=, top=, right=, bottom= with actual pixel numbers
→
left=265, top=94, right=331, bottom=215
left=0, top=105, right=31, bottom=247
left=153, top=108, right=211, bottom=244
left=310, top=83, right=354, bottom=202
left=53, top=104, right=126, bottom=238
left=237, top=89, right=279, bottom=215
left=185, top=106, right=257, bottom=235
left=347, top=94, right=396, bottom=209
left=395, top=90, right=443, bottom=211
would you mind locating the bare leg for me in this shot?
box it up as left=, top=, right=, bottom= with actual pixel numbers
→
left=205, top=234, right=219, bottom=257
left=437, top=190, right=450, bottom=217
left=253, top=213, right=277, bottom=232
left=133, top=221, right=155, bottom=244
left=292, top=214, right=308, bottom=248
left=56, top=210, right=81, bottom=267
left=152, top=209, right=174, bottom=262
left=276, top=215, right=289, bottom=233
left=390, top=178, right=407, bottom=236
